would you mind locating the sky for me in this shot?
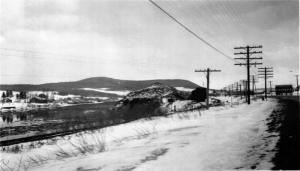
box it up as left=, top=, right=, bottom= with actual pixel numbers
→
left=0, top=0, right=299, bottom=89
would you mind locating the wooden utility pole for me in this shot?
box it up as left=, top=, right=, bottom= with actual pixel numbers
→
left=258, top=67, right=273, bottom=100
left=239, top=84, right=242, bottom=99
left=234, top=45, right=263, bottom=104
left=252, top=75, right=255, bottom=93
left=251, top=75, right=258, bottom=96
left=195, top=68, right=221, bottom=109
left=230, top=85, right=233, bottom=96
left=269, top=81, right=273, bottom=95
left=241, top=80, right=247, bottom=99
left=296, top=75, right=299, bottom=95
left=235, top=82, right=239, bottom=96
left=227, top=85, right=230, bottom=96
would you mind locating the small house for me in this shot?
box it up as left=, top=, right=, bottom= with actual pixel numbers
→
left=1, top=98, right=12, bottom=103
left=29, top=96, right=48, bottom=103
left=189, top=87, right=206, bottom=102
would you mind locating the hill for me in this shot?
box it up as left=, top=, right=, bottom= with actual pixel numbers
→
left=0, top=77, right=199, bottom=97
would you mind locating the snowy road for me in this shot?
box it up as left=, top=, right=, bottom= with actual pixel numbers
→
left=12, top=99, right=278, bottom=171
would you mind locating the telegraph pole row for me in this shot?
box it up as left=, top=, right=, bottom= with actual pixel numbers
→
left=228, top=84, right=234, bottom=96
left=226, top=81, right=245, bottom=98
left=195, top=68, right=221, bottom=109
left=224, top=82, right=239, bottom=96
left=239, top=83, right=242, bottom=99
left=235, top=82, right=239, bottom=96
left=251, top=75, right=258, bottom=95
left=258, top=67, right=273, bottom=100
left=269, top=81, right=273, bottom=95
left=234, top=45, right=263, bottom=104
left=241, top=80, right=247, bottom=99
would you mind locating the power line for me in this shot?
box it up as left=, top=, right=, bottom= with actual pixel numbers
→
left=0, top=49, right=112, bottom=64
left=149, top=0, right=234, bottom=61
left=0, top=74, right=75, bottom=78
left=295, top=75, right=299, bottom=95
left=175, top=1, right=227, bottom=45
left=0, top=48, right=81, bottom=59
left=163, top=1, right=245, bottom=92
left=0, top=53, right=84, bottom=63
left=160, top=1, right=257, bottom=79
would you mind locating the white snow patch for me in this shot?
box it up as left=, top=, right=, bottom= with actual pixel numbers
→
left=84, top=96, right=109, bottom=100
left=80, top=88, right=130, bottom=96
left=53, top=94, right=80, bottom=100
left=175, top=87, right=194, bottom=92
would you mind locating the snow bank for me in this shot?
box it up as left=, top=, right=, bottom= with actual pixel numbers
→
left=214, top=96, right=246, bottom=105
left=175, top=87, right=194, bottom=92
left=84, top=96, right=109, bottom=100
left=165, top=100, right=196, bottom=112
left=0, top=99, right=279, bottom=171
left=80, top=88, right=130, bottom=96
left=53, top=94, right=80, bottom=100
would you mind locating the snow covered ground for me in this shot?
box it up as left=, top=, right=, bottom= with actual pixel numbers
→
left=80, top=88, right=130, bottom=96
left=0, top=101, right=82, bottom=112
left=0, top=94, right=110, bottom=112
left=1, top=99, right=279, bottom=171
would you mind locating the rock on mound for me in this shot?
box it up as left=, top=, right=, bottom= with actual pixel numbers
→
left=115, top=83, right=185, bottom=120
left=119, top=82, right=184, bottom=104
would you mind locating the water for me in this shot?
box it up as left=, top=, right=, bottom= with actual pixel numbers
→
left=0, top=102, right=115, bottom=142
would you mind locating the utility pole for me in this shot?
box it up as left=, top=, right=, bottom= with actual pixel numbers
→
left=234, top=45, right=263, bottom=104
left=239, top=84, right=242, bottom=99
left=295, top=75, right=299, bottom=95
left=232, top=84, right=235, bottom=95
left=245, top=80, right=248, bottom=98
left=269, top=81, right=273, bottom=96
left=251, top=75, right=258, bottom=96
left=241, top=80, right=247, bottom=99
left=235, top=82, right=239, bottom=96
left=258, top=67, right=273, bottom=100
left=195, top=68, right=221, bottom=109
left=252, top=75, right=255, bottom=94
left=227, top=85, right=230, bottom=96
left=252, top=75, right=255, bottom=93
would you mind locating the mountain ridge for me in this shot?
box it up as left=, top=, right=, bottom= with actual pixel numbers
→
left=0, top=77, right=200, bottom=97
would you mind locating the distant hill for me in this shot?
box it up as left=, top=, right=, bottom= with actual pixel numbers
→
left=0, top=77, right=200, bottom=97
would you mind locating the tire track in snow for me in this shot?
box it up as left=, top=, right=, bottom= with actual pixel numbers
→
left=117, top=148, right=169, bottom=171
left=236, top=99, right=281, bottom=169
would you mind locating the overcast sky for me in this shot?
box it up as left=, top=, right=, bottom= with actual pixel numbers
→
left=0, top=0, right=298, bottom=89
